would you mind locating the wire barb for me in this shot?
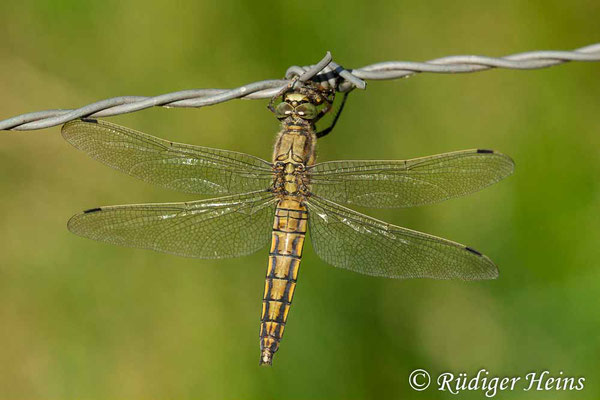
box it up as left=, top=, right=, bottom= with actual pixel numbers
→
left=1, top=43, right=599, bottom=131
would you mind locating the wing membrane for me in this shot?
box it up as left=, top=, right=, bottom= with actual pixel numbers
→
left=68, top=191, right=278, bottom=258
left=307, top=196, right=498, bottom=280
left=307, top=149, right=514, bottom=208
left=62, top=119, right=274, bottom=195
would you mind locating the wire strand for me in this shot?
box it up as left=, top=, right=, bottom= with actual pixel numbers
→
left=1, top=43, right=598, bottom=131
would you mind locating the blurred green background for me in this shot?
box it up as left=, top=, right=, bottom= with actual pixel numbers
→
left=0, top=1, right=599, bottom=398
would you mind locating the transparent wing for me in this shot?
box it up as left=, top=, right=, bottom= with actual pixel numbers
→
left=306, top=196, right=498, bottom=280
left=307, top=149, right=514, bottom=208
left=68, top=190, right=278, bottom=258
left=62, top=119, right=274, bottom=195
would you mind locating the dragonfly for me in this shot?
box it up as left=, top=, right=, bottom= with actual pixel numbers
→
left=61, top=82, right=514, bottom=366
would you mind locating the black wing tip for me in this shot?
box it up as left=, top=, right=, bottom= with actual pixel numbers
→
left=476, top=148, right=516, bottom=175
left=83, top=207, right=102, bottom=214
left=62, top=118, right=98, bottom=128
left=80, top=118, right=99, bottom=124
left=465, top=246, right=483, bottom=256
left=476, top=148, right=515, bottom=162
left=464, top=246, right=500, bottom=280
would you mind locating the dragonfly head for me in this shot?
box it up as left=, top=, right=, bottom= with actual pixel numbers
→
left=275, top=93, right=319, bottom=122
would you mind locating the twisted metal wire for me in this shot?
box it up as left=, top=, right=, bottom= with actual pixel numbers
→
left=2, top=43, right=599, bottom=131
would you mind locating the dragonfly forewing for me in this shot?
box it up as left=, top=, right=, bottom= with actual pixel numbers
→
left=62, top=119, right=274, bottom=195
left=68, top=190, right=278, bottom=258
left=307, top=149, right=514, bottom=208
left=306, top=195, right=498, bottom=280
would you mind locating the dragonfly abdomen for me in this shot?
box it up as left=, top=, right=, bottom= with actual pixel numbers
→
left=260, top=197, right=307, bottom=365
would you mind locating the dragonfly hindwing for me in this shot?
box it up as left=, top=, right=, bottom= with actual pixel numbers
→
left=306, top=196, right=498, bottom=280
left=68, top=190, right=278, bottom=258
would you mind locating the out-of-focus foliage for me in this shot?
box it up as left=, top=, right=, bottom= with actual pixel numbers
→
left=0, top=1, right=598, bottom=398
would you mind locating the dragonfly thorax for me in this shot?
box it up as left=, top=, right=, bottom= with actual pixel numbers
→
left=272, top=116, right=317, bottom=162
left=272, top=161, right=309, bottom=196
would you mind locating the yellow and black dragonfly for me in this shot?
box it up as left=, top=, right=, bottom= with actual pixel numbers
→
left=61, top=84, right=514, bottom=365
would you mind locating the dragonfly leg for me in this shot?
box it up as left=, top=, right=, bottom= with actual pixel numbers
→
left=316, top=91, right=350, bottom=138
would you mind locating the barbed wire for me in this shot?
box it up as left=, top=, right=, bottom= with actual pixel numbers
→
left=1, top=43, right=599, bottom=131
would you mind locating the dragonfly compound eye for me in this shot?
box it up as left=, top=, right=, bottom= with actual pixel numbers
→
left=295, top=103, right=318, bottom=120
left=275, top=102, right=294, bottom=119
